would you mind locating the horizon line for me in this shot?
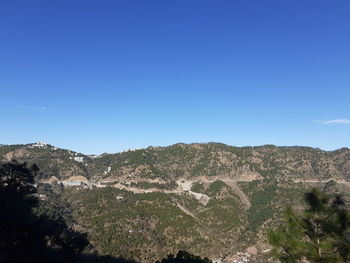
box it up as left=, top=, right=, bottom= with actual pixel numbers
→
left=1, top=141, right=349, bottom=156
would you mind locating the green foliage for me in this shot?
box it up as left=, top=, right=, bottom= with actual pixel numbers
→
left=237, top=180, right=306, bottom=244
left=0, top=144, right=91, bottom=180
left=268, top=189, right=350, bottom=263
left=0, top=161, right=89, bottom=263
left=3, top=143, right=350, bottom=262
left=205, top=181, right=227, bottom=196
left=130, top=181, right=177, bottom=190
left=65, top=183, right=245, bottom=262
left=190, top=182, right=205, bottom=193
left=244, top=180, right=278, bottom=232
left=2, top=143, right=350, bottom=182
left=66, top=188, right=204, bottom=262
left=198, top=197, right=242, bottom=232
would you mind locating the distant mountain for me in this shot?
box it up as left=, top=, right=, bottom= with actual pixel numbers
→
left=1, top=142, right=350, bottom=181
left=0, top=142, right=91, bottom=180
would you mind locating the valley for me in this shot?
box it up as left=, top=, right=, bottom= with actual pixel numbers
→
left=1, top=142, right=350, bottom=262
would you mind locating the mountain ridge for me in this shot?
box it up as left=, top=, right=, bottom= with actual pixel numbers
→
left=1, top=141, right=349, bottom=156
left=1, top=142, right=350, bottom=182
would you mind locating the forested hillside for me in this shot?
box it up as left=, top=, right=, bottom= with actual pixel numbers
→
left=1, top=143, right=350, bottom=262
left=1, top=143, right=350, bottom=181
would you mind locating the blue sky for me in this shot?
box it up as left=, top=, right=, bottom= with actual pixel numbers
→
left=1, top=0, right=350, bottom=154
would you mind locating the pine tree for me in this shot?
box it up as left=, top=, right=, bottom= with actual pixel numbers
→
left=0, top=161, right=89, bottom=263
left=268, top=188, right=350, bottom=263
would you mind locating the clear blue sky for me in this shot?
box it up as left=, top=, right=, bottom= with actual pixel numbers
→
left=1, top=0, right=350, bottom=154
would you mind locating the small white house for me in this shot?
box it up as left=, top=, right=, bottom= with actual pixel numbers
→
left=29, top=141, right=48, bottom=148
left=74, top=156, right=84, bottom=163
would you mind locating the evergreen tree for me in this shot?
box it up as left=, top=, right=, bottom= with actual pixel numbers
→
left=0, top=161, right=88, bottom=263
left=268, top=188, right=350, bottom=263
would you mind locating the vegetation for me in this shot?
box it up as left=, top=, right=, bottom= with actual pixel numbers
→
left=64, top=187, right=206, bottom=262
left=2, top=143, right=350, bottom=262
left=268, top=189, right=350, bottom=263
left=129, top=181, right=177, bottom=190
left=1, top=143, right=350, bottom=181
left=237, top=179, right=307, bottom=244
left=205, top=180, right=227, bottom=196
left=0, top=161, right=88, bottom=263
left=155, top=250, right=211, bottom=263
left=61, top=180, right=247, bottom=262
left=190, top=182, right=205, bottom=193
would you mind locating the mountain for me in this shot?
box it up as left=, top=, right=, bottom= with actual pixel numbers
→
left=93, top=143, right=350, bottom=181
left=0, top=142, right=91, bottom=180
left=1, top=142, right=350, bottom=181
left=1, top=142, right=350, bottom=262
